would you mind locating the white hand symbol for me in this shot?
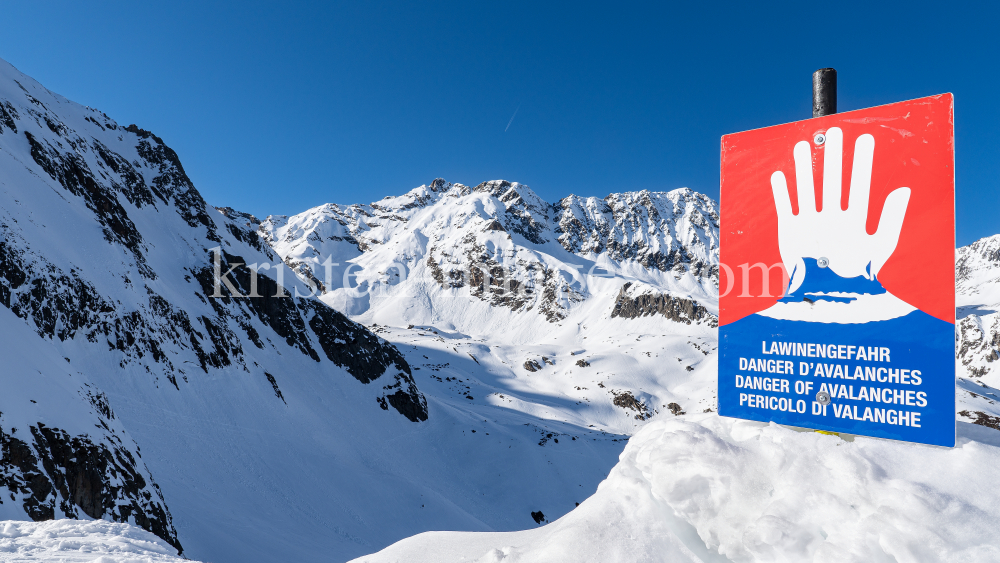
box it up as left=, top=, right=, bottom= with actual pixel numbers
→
left=770, top=127, right=910, bottom=294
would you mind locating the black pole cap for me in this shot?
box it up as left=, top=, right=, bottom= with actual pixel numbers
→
left=813, top=68, right=837, bottom=117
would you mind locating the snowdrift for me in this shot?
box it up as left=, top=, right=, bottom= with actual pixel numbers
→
left=355, top=415, right=1000, bottom=563
left=0, top=519, right=199, bottom=562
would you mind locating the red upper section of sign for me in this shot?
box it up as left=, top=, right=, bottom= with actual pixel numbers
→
left=719, top=94, right=954, bottom=326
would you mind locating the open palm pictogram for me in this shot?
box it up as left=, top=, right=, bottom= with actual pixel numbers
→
left=769, top=127, right=910, bottom=294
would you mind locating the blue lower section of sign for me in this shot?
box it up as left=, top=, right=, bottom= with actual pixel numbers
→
left=719, top=310, right=955, bottom=447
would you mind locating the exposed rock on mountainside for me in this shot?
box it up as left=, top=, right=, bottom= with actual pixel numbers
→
left=2, top=86, right=420, bottom=416
left=611, top=391, right=653, bottom=421
left=473, top=180, right=551, bottom=245
left=189, top=252, right=426, bottom=419
left=610, top=282, right=717, bottom=326
left=555, top=189, right=719, bottom=279
left=216, top=207, right=261, bottom=228
left=958, top=410, right=1000, bottom=430
left=0, top=421, right=180, bottom=552
left=956, top=235, right=1000, bottom=382
left=958, top=315, right=999, bottom=378
left=957, top=235, right=1000, bottom=290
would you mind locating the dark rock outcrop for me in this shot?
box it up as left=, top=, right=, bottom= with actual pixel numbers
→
left=192, top=251, right=427, bottom=422
left=0, top=419, right=181, bottom=553
left=611, top=391, right=653, bottom=421
left=959, top=410, right=1000, bottom=431
left=554, top=189, right=719, bottom=282
left=610, top=282, right=717, bottom=327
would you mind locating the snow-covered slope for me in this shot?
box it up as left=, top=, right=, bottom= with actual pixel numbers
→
left=354, top=415, right=1000, bottom=563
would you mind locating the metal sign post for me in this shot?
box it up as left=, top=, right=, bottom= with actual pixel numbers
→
left=812, top=68, right=837, bottom=117
left=717, top=70, right=956, bottom=447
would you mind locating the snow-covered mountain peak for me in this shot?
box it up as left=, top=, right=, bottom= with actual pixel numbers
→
left=555, top=187, right=718, bottom=276
left=958, top=234, right=1000, bottom=306
left=372, top=178, right=462, bottom=213
left=470, top=179, right=545, bottom=208
left=216, top=206, right=261, bottom=229
left=264, top=178, right=721, bottom=333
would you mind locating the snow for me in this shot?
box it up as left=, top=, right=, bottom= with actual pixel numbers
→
left=0, top=520, right=198, bottom=562
left=758, top=292, right=916, bottom=323
left=353, top=415, right=1000, bottom=563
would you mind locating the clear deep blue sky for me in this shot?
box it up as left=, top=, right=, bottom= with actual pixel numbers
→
left=1, top=1, right=996, bottom=245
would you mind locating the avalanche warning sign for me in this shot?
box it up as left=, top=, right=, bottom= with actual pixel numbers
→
left=718, top=94, right=955, bottom=447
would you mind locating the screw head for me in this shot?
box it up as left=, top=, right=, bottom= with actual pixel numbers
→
left=814, top=133, right=826, bottom=146
left=817, top=257, right=829, bottom=268
left=816, top=390, right=831, bottom=405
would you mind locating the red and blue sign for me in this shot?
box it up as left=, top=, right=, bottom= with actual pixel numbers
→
left=719, top=94, right=955, bottom=447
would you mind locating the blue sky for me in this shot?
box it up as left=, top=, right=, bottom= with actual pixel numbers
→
left=1, top=1, right=996, bottom=245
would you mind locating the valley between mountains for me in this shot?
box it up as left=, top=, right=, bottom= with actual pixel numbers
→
left=2, top=55, right=1000, bottom=562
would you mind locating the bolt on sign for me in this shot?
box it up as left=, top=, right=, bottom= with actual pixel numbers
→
left=718, top=94, right=955, bottom=447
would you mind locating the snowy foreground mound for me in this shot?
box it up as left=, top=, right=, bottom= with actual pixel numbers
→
left=355, top=415, right=1000, bottom=563
left=0, top=520, right=199, bottom=562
